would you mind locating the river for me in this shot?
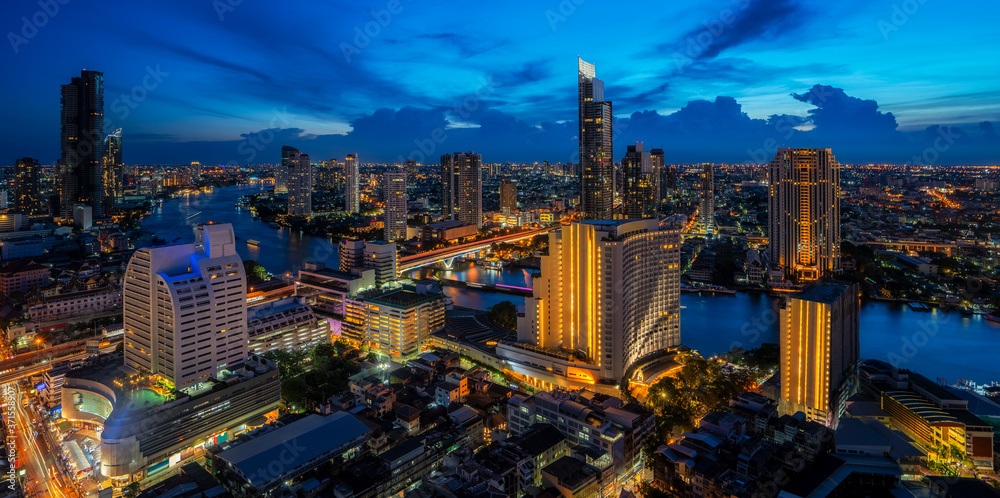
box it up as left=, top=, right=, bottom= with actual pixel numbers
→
left=144, top=184, right=1000, bottom=385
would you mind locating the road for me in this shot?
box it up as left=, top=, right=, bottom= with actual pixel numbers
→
left=10, top=383, right=77, bottom=498
left=397, top=225, right=560, bottom=273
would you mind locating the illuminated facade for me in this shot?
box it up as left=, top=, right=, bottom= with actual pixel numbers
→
left=247, top=296, right=330, bottom=354
left=102, top=129, right=123, bottom=215
left=384, top=170, right=408, bottom=241
left=364, top=240, right=397, bottom=287
left=779, top=282, right=859, bottom=428
left=622, top=143, right=658, bottom=218
left=578, top=57, right=614, bottom=220
left=13, top=157, right=43, bottom=215
left=517, top=219, right=681, bottom=381
left=499, top=179, right=517, bottom=215
left=699, top=163, right=714, bottom=232
left=283, top=145, right=312, bottom=216
left=362, top=286, right=447, bottom=358
left=767, top=148, right=841, bottom=281
left=123, top=223, right=248, bottom=388
left=59, top=69, right=106, bottom=219
left=441, top=152, right=483, bottom=229
left=345, top=153, right=360, bottom=213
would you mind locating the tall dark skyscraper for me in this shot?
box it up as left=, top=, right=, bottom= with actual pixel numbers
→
left=699, top=163, right=714, bottom=232
left=345, top=153, right=359, bottom=214
left=283, top=146, right=312, bottom=216
left=441, top=152, right=483, bottom=229
left=14, top=157, right=43, bottom=215
left=499, top=179, right=517, bottom=215
left=102, top=128, right=123, bottom=215
left=383, top=170, right=407, bottom=241
left=622, top=143, right=658, bottom=219
left=404, top=159, right=417, bottom=182
left=58, top=70, right=105, bottom=219
left=768, top=148, right=841, bottom=281
left=578, top=57, right=613, bottom=220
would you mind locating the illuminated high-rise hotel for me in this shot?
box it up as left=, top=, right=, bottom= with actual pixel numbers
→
left=578, top=57, right=614, bottom=220
left=123, top=223, right=248, bottom=388
left=345, top=153, right=360, bottom=214
left=441, top=152, right=483, bottom=229
left=383, top=170, right=407, bottom=241
left=622, top=143, right=658, bottom=218
left=519, top=219, right=681, bottom=381
left=283, top=146, right=312, bottom=216
left=779, top=282, right=859, bottom=428
left=768, top=148, right=841, bottom=281
left=699, top=163, right=714, bottom=232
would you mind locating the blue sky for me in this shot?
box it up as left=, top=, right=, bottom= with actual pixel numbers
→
left=2, top=0, right=998, bottom=165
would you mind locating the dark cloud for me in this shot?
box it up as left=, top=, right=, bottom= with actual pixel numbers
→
left=662, top=0, right=807, bottom=61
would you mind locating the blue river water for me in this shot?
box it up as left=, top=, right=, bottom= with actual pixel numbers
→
left=143, top=184, right=1000, bottom=385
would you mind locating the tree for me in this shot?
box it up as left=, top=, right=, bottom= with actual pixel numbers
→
left=243, top=259, right=269, bottom=285
left=488, top=301, right=518, bottom=330
left=123, top=482, right=142, bottom=496
left=261, top=349, right=307, bottom=379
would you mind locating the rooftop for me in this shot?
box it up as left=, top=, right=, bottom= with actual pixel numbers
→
left=215, top=412, right=369, bottom=489
left=367, top=288, right=442, bottom=309
left=796, top=283, right=851, bottom=304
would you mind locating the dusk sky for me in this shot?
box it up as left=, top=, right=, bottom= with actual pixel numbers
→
left=3, top=0, right=998, bottom=165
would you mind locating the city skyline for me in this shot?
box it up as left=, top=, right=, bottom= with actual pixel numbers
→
left=2, top=1, right=998, bottom=166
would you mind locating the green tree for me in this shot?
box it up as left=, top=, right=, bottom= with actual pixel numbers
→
left=243, top=259, right=269, bottom=285
left=488, top=301, right=518, bottom=330
left=261, top=349, right=307, bottom=379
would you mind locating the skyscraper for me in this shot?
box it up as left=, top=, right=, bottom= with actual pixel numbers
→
left=499, top=180, right=517, bottom=215
left=102, top=128, right=123, bottom=215
left=345, top=153, right=360, bottom=214
left=14, top=157, right=43, bottom=215
left=59, top=69, right=105, bottom=219
left=384, top=170, right=407, bottom=241
left=650, top=148, right=665, bottom=204
left=440, top=152, right=483, bottom=229
left=779, top=282, right=860, bottom=428
left=123, top=223, right=248, bottom=388
left=404, top=159, right=418, bottom=182
left=316, top=159, right=338, bottom=191
left=578, top=57, right=614, bottom=220
left=622, top=143, right=658, bottom=218
left=283, top=146, right=312, bottom=216
left=699, top=163, right=714, bottom=232
left=520, top=219, right=681, bottom=381
left=768, top=148, right=841, bottom=281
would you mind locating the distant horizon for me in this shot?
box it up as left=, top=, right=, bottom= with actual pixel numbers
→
left=2, top=1, right=997, bottom=166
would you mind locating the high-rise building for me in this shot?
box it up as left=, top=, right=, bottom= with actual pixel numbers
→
left=650, top=148, right=665, bottom=204
left=699, top=163, right=714, bottom=232
left=14, top=157, right=43, bottom=215
left=361, top=286, right=447, bottom=358
left=59, top=69, right=105, bottom=219
left=622, top=143, right=658, bottom=218
left=516, top=219, right=681, bottom=381
left=283, top=146, right=312, bottom=216
left=364, top=241, right=397, bottom=287
left=578, top=57, right=614, bottom=220
left=768, top=148, right=841, bottom=281
left=345, top=153, right=360, bottom=214
left=499, top=180, right=517, bottom=215
left=404, top=159, right=418, bottom=182
left=384, top=170, right=407, bottom=241
left=440, top=152, right=483, bottom=229
left=779, top=282, right=860, bottom=428
left=339, top=239, right=365, bottom=273
left=123, top=223, right=248, bottom=388
left=316, top=159, right=339, bottom=191
left=102, top=128, right=123, bottom=215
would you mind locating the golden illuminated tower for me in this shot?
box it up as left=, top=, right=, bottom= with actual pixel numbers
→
left=779, top=282, right=859, bottom=428
left=521, top=219, right=681, bottom=381
left=767, top=148, right=841, bottom=281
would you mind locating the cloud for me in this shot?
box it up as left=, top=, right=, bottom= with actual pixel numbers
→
left=661, top=0, right=808, bottom=62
